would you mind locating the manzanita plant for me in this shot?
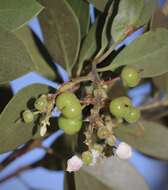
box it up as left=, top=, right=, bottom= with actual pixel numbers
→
left=1, top=0, right=168, bottom=189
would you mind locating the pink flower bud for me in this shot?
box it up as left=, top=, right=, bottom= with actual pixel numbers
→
left=116, top=142, right=132, bottom=159
left=66, top=156, right=83, bottom=172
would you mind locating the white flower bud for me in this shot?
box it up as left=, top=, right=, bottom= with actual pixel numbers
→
left=116, top=142, right=132, bottom=159
left=90, top=150, right=100, bottom=166
left=40, top=125, right=47, bottom=137
left=67, top=156, right=83, bottom=172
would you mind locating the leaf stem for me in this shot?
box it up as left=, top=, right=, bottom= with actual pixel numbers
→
left=96, top=35, right=126, bottom=66
left=139, top=98, right=168, bottom=111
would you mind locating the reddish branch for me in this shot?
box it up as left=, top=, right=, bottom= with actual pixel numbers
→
left=101, top=77, right=121, bottom=85
left=0, top=139, right=42, bottom=170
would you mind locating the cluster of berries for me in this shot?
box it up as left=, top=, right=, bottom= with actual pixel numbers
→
left=22, top=95, right=49, bottom=124
left=56, top=92, right=83, bottom=135
left=21, top=66, right=141, bottom=170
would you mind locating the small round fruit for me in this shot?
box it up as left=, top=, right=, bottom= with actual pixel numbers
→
left=97, top=127, right=110, bottom=139
left=93, top=144, right=104, bottom=153
left=58, top=117, right=82, bottom=135
left=124, top=107, right=141, bottom=123
left=82, top=151, right=93, bottom=165
left=106, top=135, right=116, bottom=146
left=22, top=110, right=34, bottom=123
left=34, top=97, right=48, bottom=111
left=121, top=66, right=141, bottom=87
left=109, top=97, right=132, bottom=118
left=56, top=92, right=82, bottom=118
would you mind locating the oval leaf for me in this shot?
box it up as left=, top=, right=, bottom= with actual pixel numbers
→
left=99, top=28, right=168, bottom=78
left=15, top=26, right=56, bottom=80
left=67, top=0, right=90, bottom=38
left=0, top=27, right=37, bottom=84
left=112, top=0, right=155, bottom=42
left=114, top=121, right=168, bottom=160
left=0, top=84, right=51, bottom=153
left=86, top=0, right=107, bottom=12
left=77, top=20, right=98, bottom=76
left=39, top=0, right=81, bottom=76
left=101, top=1, right=115, bottom=50
left=0, top=0, right=43, bottom=31
left=75, top=157, right=149, bottom=190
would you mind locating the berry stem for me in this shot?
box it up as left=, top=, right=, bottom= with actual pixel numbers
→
left=59, top=74, right=94, bottom=93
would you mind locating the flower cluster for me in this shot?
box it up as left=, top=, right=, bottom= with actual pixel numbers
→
left=67, top=142, right=132, bottom=172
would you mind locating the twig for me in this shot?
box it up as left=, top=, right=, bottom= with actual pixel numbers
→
left=51, top=74, right=94, bottom=99
left=0, top=139, right=42, bottom=170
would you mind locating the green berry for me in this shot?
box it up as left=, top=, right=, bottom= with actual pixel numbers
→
left=34, top=97, right=48, bottom=111
left=109, top=97, right=132, bottom=118
left=93, top=144, right=104, bottom=153
left=82, top=151, right=93, bottom=165
left=124, top=107, right=141, bottom=123
left=22, top=110, right=34, bottom=123
left=106, top=136, right=116, bottom=146
left=56, top=92, right=82, bottom=118
left=97, top=127, right=110, bottom=139
left=121, top=66, right=141, bottom=87
left=58, top=116, right=82, bottom=135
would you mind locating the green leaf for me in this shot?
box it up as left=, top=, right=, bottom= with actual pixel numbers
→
left=99, top=28, right=168, bottom=78
left=0, top=27, right=36, bottom=84
left=75, top=157, right=149, bottom=190
left=114, top=121, right=168, bottom=160
left=77, top=20, right=98, bottom=76
left=112, top=0, right=155, bottom=42
left=150, top=9, right=168, bottom=90
left=0, top=84, right=51, bottom=153
left=0, top=0, right=43, bottom=31
left=101, top=1, right=115, bottom=50
left=86, top=0, right=107, bottom=12
left=14, top=26, right=56, bottom=80
left=66, top=0, right=90, bottom=38
left=39, top=0, right=81, bottom=76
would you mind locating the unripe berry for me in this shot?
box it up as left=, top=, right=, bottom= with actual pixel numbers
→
left=97, top=127, right=110, bottom=139
left=82, top=151, right=93, bottom=165
left=56, top=92, right=82, bottom=118
left=121, top=66, right=141, bottom=87
left=106, top=135, right=116, bottom=146
left=109, top=96, right=132, bottom=118
left=22, top=110, right=34, bottom=123
left=34, top=96, right=48, bottom=111
left=58, top=117, right=82, bottom=135
left=93, top=144, right=104, bottom=153
left=124, top=107, right=141, bottom=123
